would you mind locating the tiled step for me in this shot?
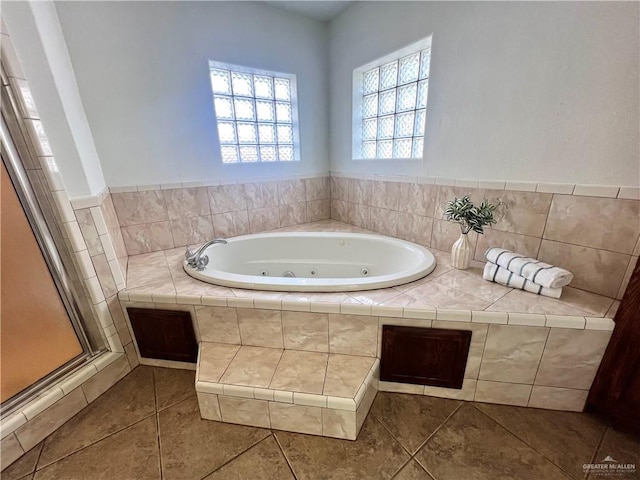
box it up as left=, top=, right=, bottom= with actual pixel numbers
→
left=195, top=343, right=379, bottom=440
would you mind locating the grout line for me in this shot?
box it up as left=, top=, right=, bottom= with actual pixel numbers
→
left=152, top=369, right=164, bottom=480
left=31, top=440, right=45, bottom=474
left=198, top=433, right=273, bottom=480
left=412, top=401, right=465, bottom=456
left=471, top=403, right=582, bottom=479
left=583, top=427, right=608, bottom=480
left=272, top=431, right=300, bottom=480
left=217, top=344, right=243, bottom=383
left=368, top=408, right=415, bottom=458
left=527, top=328, right=551, bottom=405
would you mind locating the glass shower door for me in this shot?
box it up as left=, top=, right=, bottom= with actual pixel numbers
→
left=1, top=161, right=84, bottom=403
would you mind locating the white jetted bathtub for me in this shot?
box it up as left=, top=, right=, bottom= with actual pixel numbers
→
left=183, top=232, right=436, bottom=292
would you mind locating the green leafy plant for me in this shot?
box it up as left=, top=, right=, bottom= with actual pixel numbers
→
left=444, top=196, right=499, bottom=234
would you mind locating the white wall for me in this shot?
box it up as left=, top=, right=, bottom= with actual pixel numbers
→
left=54, top=1, right=329, bottom=188
left=3, top=1, right=107, bottom=198
left=329, top=1, right=640, bottom=186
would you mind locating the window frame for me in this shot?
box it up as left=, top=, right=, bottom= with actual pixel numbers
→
left=209, top=60, right=302, bottom=164
left=351, top=36, right=432, bottom=162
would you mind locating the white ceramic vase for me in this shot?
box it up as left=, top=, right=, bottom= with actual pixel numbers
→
left=451, top=233, right=472, bottom=270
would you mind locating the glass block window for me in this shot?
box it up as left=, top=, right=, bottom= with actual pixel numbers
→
left=209, top=61, right=300, bottom=164
left=353, top=37, right=431, bottom=160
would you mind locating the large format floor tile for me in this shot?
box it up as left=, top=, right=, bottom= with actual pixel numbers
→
left=476, top=402, right=606, bottom=479
left=158, top=396, right=270, bottom=479
left=203, top=436, right=294, bottom=479
left=36, top=366, right=156, bottom=467
left=416, top=404, right=572, bottom=480
left=33, top=417, right=160, bottom=480
left=275, top=416, right=410, bottom=479
left=370, top=392, right=461, bottom=454
left=5, top=366, right=638, bottom=480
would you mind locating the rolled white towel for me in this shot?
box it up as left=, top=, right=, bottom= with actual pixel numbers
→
left=484, top=247, right=573, bottom=289
left=483, top=262, right=563, bottom=299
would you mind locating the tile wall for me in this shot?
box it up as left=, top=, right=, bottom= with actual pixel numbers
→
left=330, top=174, right=640, bottom=300
left=109, top=177, right=330, bottom=255
left=0, top=24, right=134, bottom=468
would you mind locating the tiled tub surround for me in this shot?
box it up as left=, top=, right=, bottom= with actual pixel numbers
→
left=117, top=220, right=617, bottom=428
left=109, top=176, right=330, bottom=255
left=329, top=174, right=640, bottom=300
left=196, top=344, right=379, bottom=440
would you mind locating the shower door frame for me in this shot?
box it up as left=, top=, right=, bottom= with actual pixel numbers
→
left=1, top=69, right=104, bottom=416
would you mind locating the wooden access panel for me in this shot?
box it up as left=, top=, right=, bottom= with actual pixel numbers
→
left=127, top=308, right=197, bottom=363
left=380, top=325, right=471, bottom=389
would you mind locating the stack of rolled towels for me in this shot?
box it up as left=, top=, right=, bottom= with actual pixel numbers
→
left=483, top=247, right=574, bottom=299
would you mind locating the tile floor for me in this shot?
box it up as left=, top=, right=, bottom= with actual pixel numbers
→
left=3, top=366, right=638, bottom=480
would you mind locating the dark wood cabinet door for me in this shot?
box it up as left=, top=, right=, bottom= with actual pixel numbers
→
left=380, top=325, right=471, bottom=389
left=127, top=308, right=198, bottom=363
left=587, top=257, right=640, bottom=436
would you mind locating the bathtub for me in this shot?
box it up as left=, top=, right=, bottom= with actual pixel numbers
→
left=183, top=232, right=436, bottom=292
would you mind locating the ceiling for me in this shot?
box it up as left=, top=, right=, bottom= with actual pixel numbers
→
left=263, top=1, right=355, bottom=22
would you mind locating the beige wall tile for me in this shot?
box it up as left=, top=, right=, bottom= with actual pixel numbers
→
left=163, top=187, right=210, bottom=220
left=306, top=199, right=330, bottom=222
left=398, top=182, right=438, bottom=217
left=197, top=392, right=222, bottom=421
left=349, top=178, right=372, bottom=205
left=528, top=386, right=588, bottom=412
left=323, top=355, right=375, bottom=398
left=369, top=207, right=398, bottom=237
left=220, top=346, right=282, bottom=387
left=75, top=208, right=104, bottom=256
left=112, top=191, right=168, bottom=226
left=330, top=199, right=351, bottom=223
left=538, top=240, right=629, bottom=297
left=305, top=177, right=329, bottom=201
left=212, top=210, right=250, bottom=238
left=432, top=320, right=488, bottom=379
left=330, top=176, right=351, bottom=202
left=269, top=402, right=322, bottom=435
left=329, top=314, right=378, bottom=357
left=349, top=203, right=370, bottom=229
left=323, top=409, right=357, bottom=440
left=370, top=181, right=400, bottom=210
left=279, top=202, right=307, bottom=227
left=237, top=308, right=284, bottom=348
left=282, top=311, right=328, bottom=352
left=121, top=221, right=175, bottom=255
left=170, top=216, right=214, bottom=246
left=617, top=256, right=638, bottom=300
left=474, top=228, right=541, bottom=262
left=269, top=351, right=328, bottom=394
left=483, top=189, right=552, bottom=237
left=433, top=186, right=485, bottom=219
left=219, top=396, right=270, bottom=428
left=1, top=434, right=24, bottom=468
left=198, top=343, right=240, bottom=383
left=81, top=355, right=131, bottom=403
left=208, top=184, right=247, bottom=214
left=196, top=306, right=241, bottom=344
left=92, top=254, right=117, bottom=298
left=15, top=387, right=88, bottom=451
left=248, top=207, right=280, bottom=233
left=396, top=213, right=433, bottom=247
left=277, top=179, right=305, bottom=205
left=244, top=182, right=279, bottom=209
left=474, top=380, right=532, bottom=407
left=430, top=219, right=478, bottom=253
left=535, top=328, right=612, bottom=390
left=479, top=325, right=549, bottom=384
left=544, top=195, right=640, bottom=254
